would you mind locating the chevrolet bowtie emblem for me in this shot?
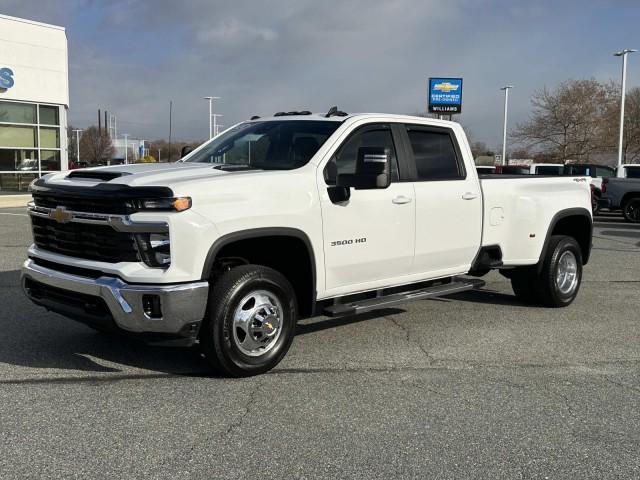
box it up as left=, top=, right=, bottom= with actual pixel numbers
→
left=49, top=206, right=73, bottom=224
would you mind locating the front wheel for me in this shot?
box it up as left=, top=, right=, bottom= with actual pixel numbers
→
left=200, top=265, right=297, bottom=377
left=622, top=197, right=640, bottom=223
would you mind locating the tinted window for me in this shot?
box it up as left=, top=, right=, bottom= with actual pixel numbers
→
left=567, top=165, right=590, bottom=176
left=535, top=165, right=564, bottom=175
left=324, top=125, right=398, bottom=184
left=626, top=167, right=640, bottom=178
left=185, top=120, right=340, bottom=170
left=500, top=166, right=531, bottom=175
left=595, top=167, right=614, bottom=178
left=406, top=128, right=464, bottom=180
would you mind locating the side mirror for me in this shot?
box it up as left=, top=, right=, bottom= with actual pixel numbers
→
left=336, top=146, right=391, bottom=190
left=181, top=146, right=194, bottom=158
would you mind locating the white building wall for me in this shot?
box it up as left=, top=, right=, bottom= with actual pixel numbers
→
left=0, top=14, right=69, bottom=182
left=0, top=14, right=69, bottom=106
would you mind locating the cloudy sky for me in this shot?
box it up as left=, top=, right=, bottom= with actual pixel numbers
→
left=2, top=0, right=639, bottom=146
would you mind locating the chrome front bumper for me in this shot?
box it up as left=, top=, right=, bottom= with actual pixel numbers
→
left=21, top=259, right=209, bottom=337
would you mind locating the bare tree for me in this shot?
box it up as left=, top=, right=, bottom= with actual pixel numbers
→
left=79, top=126, right=115, bottom=165
left=512, top=79, right=617, bottom=163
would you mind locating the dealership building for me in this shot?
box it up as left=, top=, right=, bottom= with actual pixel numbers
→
left=0, top=14, right=68, bottom=192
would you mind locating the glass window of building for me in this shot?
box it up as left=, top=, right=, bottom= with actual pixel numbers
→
left=0, top=101, right=64, bottom=191
left=0, top=101, right=37, bottom=124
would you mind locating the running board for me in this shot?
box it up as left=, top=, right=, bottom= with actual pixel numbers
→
left=323, top=278, right=485, bottom=317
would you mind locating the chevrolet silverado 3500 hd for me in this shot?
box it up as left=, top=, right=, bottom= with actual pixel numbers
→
left=21, top=111, right=593, bottom=376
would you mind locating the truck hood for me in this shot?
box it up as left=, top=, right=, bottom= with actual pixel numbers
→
left=41, top=162, right=235, bottom=189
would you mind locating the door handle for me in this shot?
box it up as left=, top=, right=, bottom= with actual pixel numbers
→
left=392, top=195, right=412, bottom=204
left=462, top=192, right=478, bottom=200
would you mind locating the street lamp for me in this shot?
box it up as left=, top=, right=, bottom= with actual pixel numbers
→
left=614, top=48, right=637, bottom=177
left=500, top=85, right=514, bottom=166
left=203, top=96, right=220, bottom=139
left=123, top=133, right=129, bottom=165
left=72, top=129, right=82, bottom=166
left=212, top=114, right=223, bottom=136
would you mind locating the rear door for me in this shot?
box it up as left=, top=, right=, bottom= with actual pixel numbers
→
left=401, top=124, right=482, bottom=277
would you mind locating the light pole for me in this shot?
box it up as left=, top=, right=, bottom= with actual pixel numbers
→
left=500, top=85, right=514, bottom=166
left=614, top=49, right=637, bottom=177
left=203, top=96, right=220, bottom=139
left=123, top=133, right=129, bottom=165
left=212, top=115, right=223, bottom=136
left=72, top=129, right=82, bottom=166
left=158, top=148, right=161, bottom=162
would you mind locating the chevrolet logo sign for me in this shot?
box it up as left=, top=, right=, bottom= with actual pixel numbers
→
left=433, top=82, right=460, bottom=93
left=49, top=206, right=73, bottom=224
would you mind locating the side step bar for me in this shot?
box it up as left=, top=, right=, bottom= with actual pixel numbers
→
left=323, top=277, right=485, bottom=317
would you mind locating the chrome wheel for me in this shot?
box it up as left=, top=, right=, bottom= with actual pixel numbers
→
left=232, top=289, right=283, bottom=357
left=555, top=251, right=578, bottom=295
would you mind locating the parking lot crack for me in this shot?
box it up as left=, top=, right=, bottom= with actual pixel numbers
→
left=386, top=316, right=435, bottom=364
left=604, top=376, right=640, bottom=395
left=224, top=380, right=262, bottom=437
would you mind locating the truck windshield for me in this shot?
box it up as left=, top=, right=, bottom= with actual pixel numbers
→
left=183, top=120, right=341, bottom=170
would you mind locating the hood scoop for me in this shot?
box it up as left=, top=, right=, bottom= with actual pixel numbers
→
left=66, top=170, right=132, bottom=181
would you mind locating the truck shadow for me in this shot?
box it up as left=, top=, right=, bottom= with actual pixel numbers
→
left=0, top=269, right=211, bottom=376
left=0, top=269, right=532, bottom=376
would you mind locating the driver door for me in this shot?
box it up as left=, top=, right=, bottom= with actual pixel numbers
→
left=318, top=123, right=415, bottom=294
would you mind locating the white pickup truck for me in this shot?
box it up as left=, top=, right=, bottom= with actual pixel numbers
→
left=22, top=111, right=593, bottom=376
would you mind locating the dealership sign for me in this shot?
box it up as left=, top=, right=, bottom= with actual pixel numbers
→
left=428, top=77, right=462, bottom=114
left=0, top=67, right=14, bottom=89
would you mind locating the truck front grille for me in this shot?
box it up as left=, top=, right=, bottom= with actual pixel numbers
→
left=31, top=216, right=140, bottom=263
left=32, top=192, right=133, bottom=215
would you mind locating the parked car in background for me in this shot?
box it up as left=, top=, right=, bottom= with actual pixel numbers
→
left=600, top=177, right=640, bottom=222
left=475, top=165, right=496, bottom=175
left=619, top=164, right=640, bottom=178
left=497, top=163, right=564, bottom=175
left=564, top=164, right=616, bottom=213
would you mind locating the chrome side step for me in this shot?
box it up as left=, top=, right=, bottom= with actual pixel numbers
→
left=323, top=277, right=485, bottom=317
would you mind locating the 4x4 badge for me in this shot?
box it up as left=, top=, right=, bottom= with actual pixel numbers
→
left=49, top=206, right=73, bottom=224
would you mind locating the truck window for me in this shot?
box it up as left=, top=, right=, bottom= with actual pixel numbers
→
left=405, top=127, right=464, bottom=180
left=500, top=166, right=530, bottom=175
left=535, top=165, right=564, bottom=175
left=324, top=124, right=399, bottom=185
left=595, top=166, right=614, bottom=178
left=625, top=167, right=640, bottom=178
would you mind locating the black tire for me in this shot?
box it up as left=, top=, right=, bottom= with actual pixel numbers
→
left=536, top=235, right=582, bottom=307
left=510, top=269, right=540, bottom=304
left=510, top=236, right=582, bottom=308
left=591, top=191, right=601, bottom=215
left=200, top=265, right=297, bottom=377
left=622, top=197, right=640, bottom=223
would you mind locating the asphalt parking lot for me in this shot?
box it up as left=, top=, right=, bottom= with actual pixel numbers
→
left=0, top=206, right=639, bottom=479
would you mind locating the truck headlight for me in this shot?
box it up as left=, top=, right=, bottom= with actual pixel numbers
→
left=133, top=197, right=192, bottom=212
left=136, top=232, right=171, bottom=267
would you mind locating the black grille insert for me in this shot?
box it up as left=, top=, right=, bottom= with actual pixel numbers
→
left=31, top=216, right=140, bottom=263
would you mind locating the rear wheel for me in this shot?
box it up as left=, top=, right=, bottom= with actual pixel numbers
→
left=622, top=197, right=640, bottom=223
left=200, top=265, right=297, bottom=377
left=510, top=235, right=582, bottom=308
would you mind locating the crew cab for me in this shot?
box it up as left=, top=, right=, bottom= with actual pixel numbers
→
left=21, top=111, right=593, bottom=376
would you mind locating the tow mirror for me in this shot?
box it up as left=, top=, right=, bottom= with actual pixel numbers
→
left=181, top=146, right=194, bottom=158
left=336, top=146, right=391, bottom=190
